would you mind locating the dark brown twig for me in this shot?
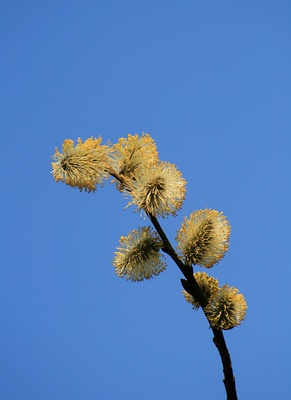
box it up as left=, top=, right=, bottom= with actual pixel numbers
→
left=147, top=212, right=238, bottom=400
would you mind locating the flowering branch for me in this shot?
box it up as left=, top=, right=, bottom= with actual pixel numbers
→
left=51, top=133, right=247, bottom=400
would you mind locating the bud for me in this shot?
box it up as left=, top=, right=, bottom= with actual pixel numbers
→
left=206, top=285, right=247, bottom=330
left=51, top=137, right=112, bottom=192
left=128, top=161, right=186, bottom=217
left=113, top=227, right=166, bottom=281
left=176, top=209, right=231, bottom=268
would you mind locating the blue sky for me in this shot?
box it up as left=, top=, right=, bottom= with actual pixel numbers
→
left=1, top=1, right=291, bottom=399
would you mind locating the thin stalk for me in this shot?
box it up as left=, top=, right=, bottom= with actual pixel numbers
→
left=147, top=212, right=238, bottom=400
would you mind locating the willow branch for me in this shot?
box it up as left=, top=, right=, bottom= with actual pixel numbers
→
left=109, top=171, right=238, bottom=400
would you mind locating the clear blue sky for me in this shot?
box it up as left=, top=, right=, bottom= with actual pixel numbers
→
left=1, top=1, right=290, bottom=399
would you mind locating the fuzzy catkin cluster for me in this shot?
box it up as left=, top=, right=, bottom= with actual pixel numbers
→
left=51, top=133, right=247, bottom=330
